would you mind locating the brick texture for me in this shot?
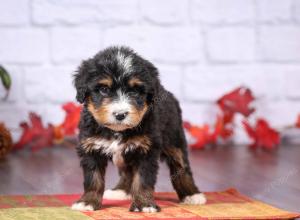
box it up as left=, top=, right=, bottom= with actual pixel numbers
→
left=24, top=66, right=76, bottom=104
left=206, top=27, right=256, bottom=62
left=32, top=0, right=138, bottom=25
left=258, top=26, right=300, bottom=61
left=0, top=0, right=299, bottom=143
left=0, top=29, right=48, bottom=64
left=256, top=0, right=292, bottom=23
left=51, top=27, right=102, bottom=64
left=141, top=0, right=189, bottom=25
left=103, top=26, right=204, bottom=63
left=190, top=0, right=255, bottom=24
left=0, top=0, right=29, bottom=25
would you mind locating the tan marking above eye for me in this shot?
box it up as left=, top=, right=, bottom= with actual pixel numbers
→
left=98, top=78, right=112, bottom=87
left=128, top=77, right=143, bottom=87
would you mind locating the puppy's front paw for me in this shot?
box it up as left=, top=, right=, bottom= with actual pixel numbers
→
left=71, top=202, right=94, bottom=211
left=129, top=202, right=161, bottom=213
left=141, top=206, right=160, bottom=213
left=71, top=191, right=101, bottom=211
left=181, top=193, right=206, bottom=205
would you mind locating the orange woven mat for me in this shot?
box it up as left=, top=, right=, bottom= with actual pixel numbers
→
left=0, top=188, right=299, bottom=220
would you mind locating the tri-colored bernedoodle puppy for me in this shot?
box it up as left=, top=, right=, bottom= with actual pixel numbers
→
left=71, top=46, right=206, bottom=213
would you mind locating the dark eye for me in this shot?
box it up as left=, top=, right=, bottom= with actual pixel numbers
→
left=131, top=85, right=145, bottom=94
left=98, top=86, right=110, bottom=96
left=136, top=97, right=144, bottom=106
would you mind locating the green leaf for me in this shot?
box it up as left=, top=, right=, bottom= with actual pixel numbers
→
left=0, top=65, right=12, bottom=100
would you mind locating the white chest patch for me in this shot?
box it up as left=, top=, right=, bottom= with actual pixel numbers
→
left=82, top=137, right=125, bottom=167
left=81, top=135, right=151, bottom=166
left=82, top=137, right=124, bottom=156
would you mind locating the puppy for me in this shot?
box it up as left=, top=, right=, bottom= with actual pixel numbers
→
left=71, top=46, right=206, bottom=212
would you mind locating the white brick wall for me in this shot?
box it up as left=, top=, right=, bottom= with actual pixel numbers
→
left=256, top=0, right=293, bottom=22
left=0, top=29, right=49, bottom=64
left=0, top=0, right=299, bottom=143
left=24, top=66, right=76, bottom=103
left=0, top=0, right=30, bottom=25
left=140, top=0, right=189, bottom=25
left=183, top=65, right=285, bottom=101
left=190, top=0, right=255, bottom=24
left=258, top=26, right=300, bottom=61
left=51, top=27, right=102, bottom=64
left=103, top=26, right=204, bottom=63
left=206, top=27, right=256, bottom=62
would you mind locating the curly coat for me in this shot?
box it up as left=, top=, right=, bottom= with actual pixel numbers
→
left=73, top=46, right=202, bottom=212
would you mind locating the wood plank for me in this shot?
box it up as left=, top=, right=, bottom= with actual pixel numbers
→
left=0, top=144, right=299, bottom=212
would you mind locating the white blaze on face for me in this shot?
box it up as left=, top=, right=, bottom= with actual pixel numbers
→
left=107, top=90, right=132, bottom=124
left=116, top=50, right=132, bottom=75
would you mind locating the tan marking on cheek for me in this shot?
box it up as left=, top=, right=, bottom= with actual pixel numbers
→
left=87, top=98, right=111, bottom=125
left=98, top=78, right=112, bottom=87
left=128, top=77, right=143, bottom=87
left=129, top=103, right=148, bottom=126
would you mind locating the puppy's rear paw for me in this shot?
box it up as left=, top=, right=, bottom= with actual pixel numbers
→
left=103, top=189, right=131, bottom=200
left=181, top=193, right=206, bottom=205
left=71, top=202, right=94, bottom=211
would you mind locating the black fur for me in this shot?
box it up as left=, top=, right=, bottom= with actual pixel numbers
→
left=73, top=46, right=201, bottom=211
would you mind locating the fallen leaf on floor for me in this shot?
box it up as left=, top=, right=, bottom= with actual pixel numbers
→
left=243, top=118, right=280, bottom=150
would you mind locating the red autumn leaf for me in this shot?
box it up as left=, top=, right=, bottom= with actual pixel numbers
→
left=14, top=113, right=54, bottom=151
left=212, top=115, right=234, bottom=141
left=187, top=123, right=212, bottom=149
left=217, top=87, right=255, bottom=117
left=296, top=114, right=300, bottom=128
left=30, top=124, right=54, bottom=152
left=222, top=111, right=234, bottom=125
left=59, top=102, right=82, bottom=136
left=53, top=125, right=64, bottom=144
left=184, top=118, right=230, bottom=149
left=243, top=118, right=280, bottom=150
left=14, top=123, right=31, bottom=150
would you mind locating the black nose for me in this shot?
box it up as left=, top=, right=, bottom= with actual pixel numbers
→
left=114, top=112, right=128, bottom=121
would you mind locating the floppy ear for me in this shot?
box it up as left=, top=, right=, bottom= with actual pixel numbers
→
left=146, top=64, right=161, bottom=105
left=73, top=60, right=93, bottom=103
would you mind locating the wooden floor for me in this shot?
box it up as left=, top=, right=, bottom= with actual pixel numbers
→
left=0, top=144, right=299, bottom=212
